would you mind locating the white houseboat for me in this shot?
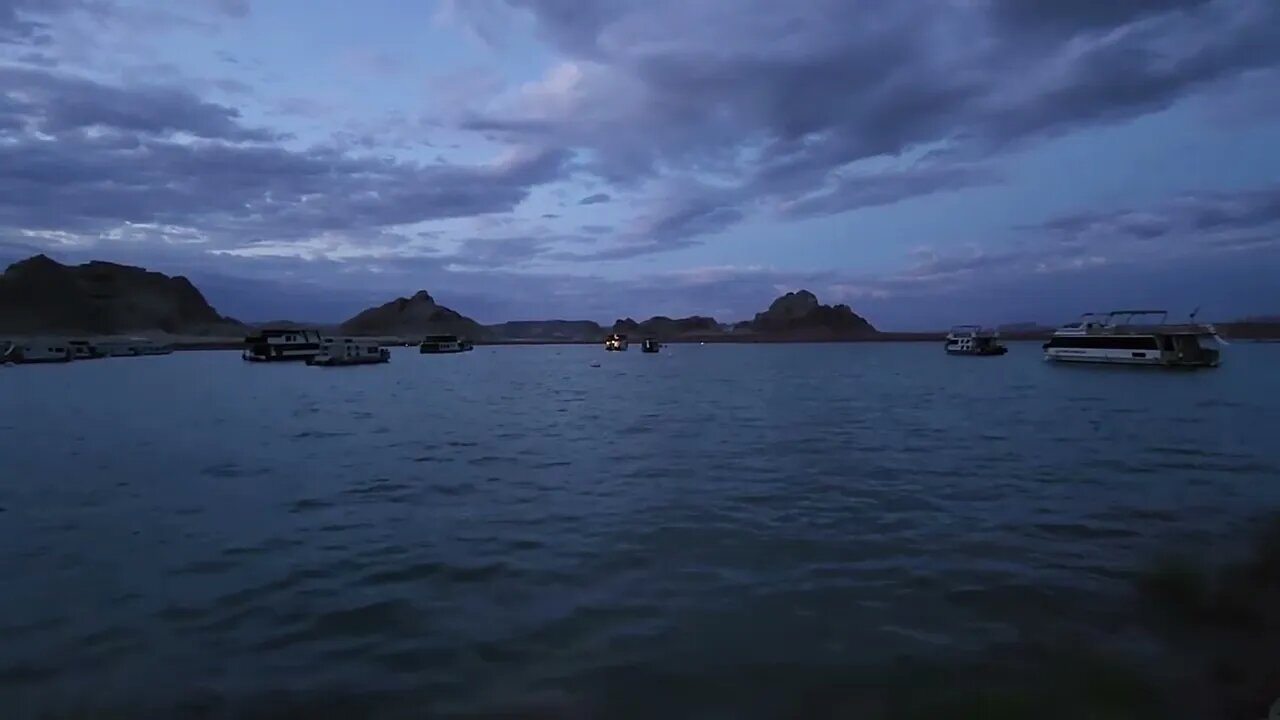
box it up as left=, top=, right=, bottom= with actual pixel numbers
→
left=1043, top=310, right=1223, bottom=368
left=6, top=339, right=73, bottom=364
left=605, top=333, right=629, bottom=351
left=307, top=337, right=391, bottom=366
left=945, top=325, right=1008, bottom=356
left=419, top=335, right=473, bottom=354
left=242, top=327, right=323, bottom=362
left=68, top=339, right=104, bottom=359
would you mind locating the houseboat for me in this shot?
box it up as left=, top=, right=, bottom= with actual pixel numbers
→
left=641, top=338, right=662, bottom=353
left=945, top=326, right=1007, bottom=356
left=89, top=337, right=174, bottom=357
left=307, top=337, right=391, bottom=366
left=1043, top=310, right=1223, bottom=368
left=68, top=339, right=104, bottom=360
left=6, top=339, right=73, bottom=364
left=605, top=333, right=629, bottom=351
left=419, top=334, right=473, bottom=354
left=242, top=327, right=323, bottom=362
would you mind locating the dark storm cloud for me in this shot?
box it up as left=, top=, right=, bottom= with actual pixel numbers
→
left=779, top=163, right=1000, bottom=219
left=1037, top=187, right=1280, bottom=246
left=577, top=192, right=611, bottom=205
left=0, top=64, right=572, bottom=245
left=0, top=0, right=92, bottom=45
left=984, top=0, right=1214, bottom=35
left=455, top=0, right=1280, bottom=255
left=0, top=67, right=279, bottom=141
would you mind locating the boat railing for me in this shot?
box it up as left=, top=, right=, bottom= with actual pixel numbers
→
left=1087, top=322, right=1215, bottom=335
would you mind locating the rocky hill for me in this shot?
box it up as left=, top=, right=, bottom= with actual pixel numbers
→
left=488, top=320, right=603, bottom=341
left=740, top=290, right=877, bottom=339
left=0, top=254, right=243, bottom=335
left=340, top=290, right=488, bottom=339
left=611, top=315, right=723, bottom=340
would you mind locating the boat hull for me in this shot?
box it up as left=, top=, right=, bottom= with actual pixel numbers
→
left=307, top=355, right=389, bottom=366
left=1043, top=348, right=1219, bottom=367
left=13, top=356, right=73, bottom=364
left=945, top=346, right=1007, bottom=356
left=242, top=352, right=317, bottom=362
left=420, top=346, right=472, bottom=354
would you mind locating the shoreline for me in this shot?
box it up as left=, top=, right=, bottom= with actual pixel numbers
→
left=7, top=326, right=1278, bottom=354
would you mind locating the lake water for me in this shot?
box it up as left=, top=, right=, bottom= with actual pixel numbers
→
left=1, top=342, right=1278, bottom=718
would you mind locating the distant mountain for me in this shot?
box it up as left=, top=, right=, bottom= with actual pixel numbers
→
left=741, top=290, right=878, bottom=339
left=611, top=315, right=723, bottom=340
left=339, top=290, right=488, bottom=339
left=0, top=254, right=243, bottom=336
left=488, top=320, right=603, bottom=341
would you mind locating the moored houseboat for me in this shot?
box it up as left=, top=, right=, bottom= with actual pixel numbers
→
left=1043, top=310, right=1223, bottom=368
left=6, top=339, right=73, bottom=364
left=419, top=334, right=473, bottom=354
left=945, top=325, right=1007, bottom=356
left=605, top=333, right=629, bottom=351
left=641, top=338, right=662, bottom=353
left=242, top=327, right=323, bottom=362
left=68, top=339, right=104, bottom=360
left=307, top=337, right=391, bottom=366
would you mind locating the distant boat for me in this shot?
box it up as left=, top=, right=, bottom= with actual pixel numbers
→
left=419, top=334, right=473, bottom=354
left=95, top=337, right=173, bottom=357
left=242, top=328, right=323, bottom=362
left=605, top=333, right=629, bottom=351
left=1043, top=310, right=1223, bottom=368
left=307, top=337, right=390, bottom=366
left=6, top=339, right=73, bottom=364
left=945, top=325, right=1007, bottom=356
left=641, top=338, right=662, bottom=353
left=68, top=339, right=105, bottom=360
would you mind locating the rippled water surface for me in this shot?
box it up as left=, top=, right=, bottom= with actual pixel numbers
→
left=1, top=342, right=1278, bottom=717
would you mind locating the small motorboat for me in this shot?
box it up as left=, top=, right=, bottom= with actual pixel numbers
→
left=641, top=338, right=661, bottom=353
left=945, top=326, right=1007, bottom=356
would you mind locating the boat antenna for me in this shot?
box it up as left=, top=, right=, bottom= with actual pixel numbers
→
left=1189, top=305, right=1200, bottom=321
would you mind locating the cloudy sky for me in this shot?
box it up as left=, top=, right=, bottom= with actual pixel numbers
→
left=1, top=0, right=1278, bottom=328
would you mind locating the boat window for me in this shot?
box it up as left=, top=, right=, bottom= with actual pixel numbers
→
left=1046, top=335, right=1158, bottom=350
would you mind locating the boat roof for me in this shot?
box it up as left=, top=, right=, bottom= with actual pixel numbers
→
left=1081, top=310, right=1168, bottom=323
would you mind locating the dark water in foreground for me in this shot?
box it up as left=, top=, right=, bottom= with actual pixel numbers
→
left=1, top=342, right=1278, bottom=718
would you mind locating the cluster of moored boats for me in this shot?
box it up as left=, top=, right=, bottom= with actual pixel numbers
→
left=3, top=309, right=1227, bottom=369
left=241, top=328, right=474, bottom=366
left=603, top=334, right=662, bottom=353
left=1, top=337, right=173, bottom=364
left=946, top=309, right=1225, bottom=368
